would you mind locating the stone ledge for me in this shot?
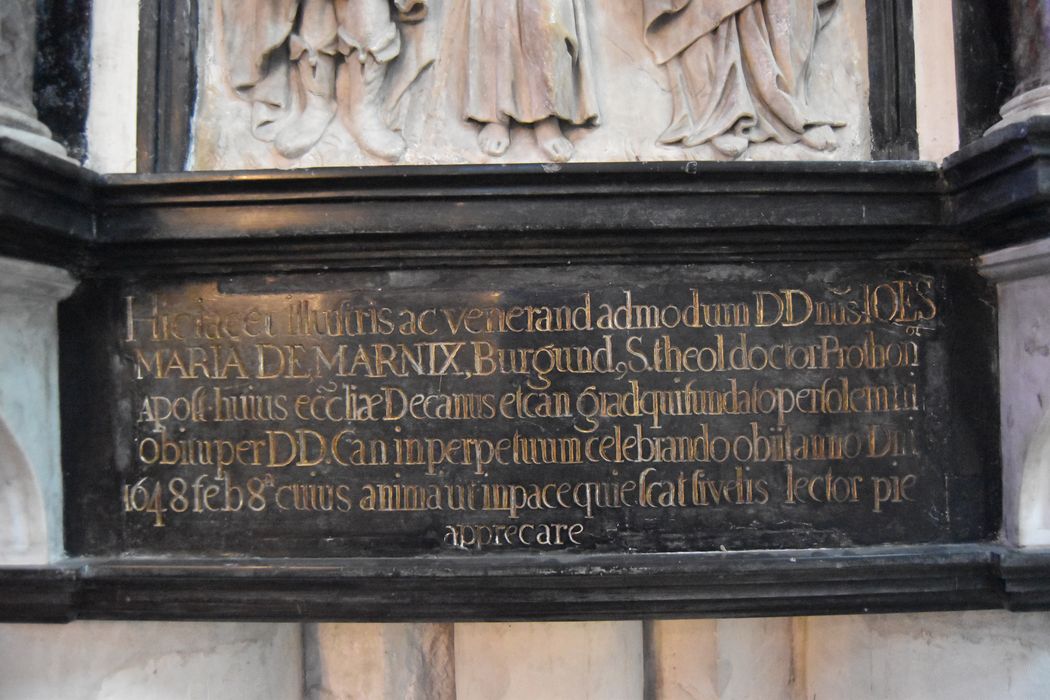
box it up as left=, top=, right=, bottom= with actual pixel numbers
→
left=0, top=257, right=77, bottom=301
left=980, top=237, right=1050, bottom=282
left=2, top=544, right=1048, bottom=622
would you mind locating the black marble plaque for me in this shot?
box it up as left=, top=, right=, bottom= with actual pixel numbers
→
left=62, top=261, right=998, bottom=558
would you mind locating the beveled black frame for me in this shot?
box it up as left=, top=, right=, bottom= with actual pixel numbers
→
left=2, top=116, right=1050, bottom=622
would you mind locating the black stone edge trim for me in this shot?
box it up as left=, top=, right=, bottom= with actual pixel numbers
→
left=7, top=119, right=1050, bottom=275
left=137, top=0, right=197, bottom=174
left=1, top=545, right=1048, bottom=622
left=0, top=139, right=96, bottom=269
left=944, top=117, right=1050, bottom=245
left=868, top=0, right=918, bottom=160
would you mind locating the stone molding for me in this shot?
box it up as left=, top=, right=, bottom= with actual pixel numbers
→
left=0, top=257, right=77, bottom=303
left=980, top=237, right=1050, bottom=283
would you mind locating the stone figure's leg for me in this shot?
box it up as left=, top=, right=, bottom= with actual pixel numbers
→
left=738, top=0, right=839, bottom=151
left=274, top=0, right=339, bottom=158
left=465, top=0, right=517, bottom=157
left=657, top=15, right=752, bottom=159
left=220, top=0, right=300, bottom=144
left=335, top=0, right=406, bottom=161
left=796, top=0, right=840, bottom=151
left=518, top=0, right=579, bottom=162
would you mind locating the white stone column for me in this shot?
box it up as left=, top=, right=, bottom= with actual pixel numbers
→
left=305, top=623, right=455, bottom=700
left=454, top=621, right=644, bottom=700
left=0, top=0, right=68, bottom=158
left=981, top=239, right=1050, bottom=545
left=644, top=619, right=799, bottom=700
left=0, top=257, right=76, bottom=563
left=0, top=621, right=302, bottom=700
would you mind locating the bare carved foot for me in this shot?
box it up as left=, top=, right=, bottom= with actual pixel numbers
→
left=534, top=117, right=574, bottom=163
left=477, top=122, right=510, bottom=157
left=711, top=133, right=749, bottom=159
left=801, top=124, right=838, bottom=152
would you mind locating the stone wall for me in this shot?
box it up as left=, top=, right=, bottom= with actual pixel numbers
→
left=2, top=2, right=1050, bottom=699
left=5, top=614, right=1050, bottom=699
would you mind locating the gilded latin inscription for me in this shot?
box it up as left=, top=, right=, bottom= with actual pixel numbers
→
left=116, top=273, right=942, bottom=553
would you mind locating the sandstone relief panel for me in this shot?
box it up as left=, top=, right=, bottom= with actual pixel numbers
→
left=190, top=0, right=869, bottom=168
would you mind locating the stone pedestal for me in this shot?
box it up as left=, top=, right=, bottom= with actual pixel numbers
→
left=0, top=0, right=67, bottom=159
left=981, top=239, right=1050, bottom=545
left=0, top=258, right=76, bottom=563
left=988, top=1, right=1050, bottom=132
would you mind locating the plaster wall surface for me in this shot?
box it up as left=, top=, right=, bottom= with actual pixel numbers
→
left=913, top=0, right=960, bottom=161
left=85, top=0, right=138, bottom=173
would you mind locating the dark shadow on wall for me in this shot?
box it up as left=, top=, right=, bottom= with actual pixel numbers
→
left=953, top=0, right=1015, bottom=146
left=34, top=0, right=92, bottom=162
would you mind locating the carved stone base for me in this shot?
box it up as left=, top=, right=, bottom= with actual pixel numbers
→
left=981, top=238, right=1050, bottom=546
left=0, top=104, right=69, bottom=161
left=987, top=86, right=1050, bottom=135
left=0, top=258, right=77, bottom=564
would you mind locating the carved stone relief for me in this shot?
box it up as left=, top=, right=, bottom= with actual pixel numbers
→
left=191, top=0, right=869, bottom=168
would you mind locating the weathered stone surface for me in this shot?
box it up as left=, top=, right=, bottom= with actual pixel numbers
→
left=803, top=611, right=1050, bottom=699
left=305, top=622, right=455, bottom=700
left=645, top=619, right=797, bottom=700
left=454, top=621, right=644, bottom=700
left=0, top=622, right=302, bottom=700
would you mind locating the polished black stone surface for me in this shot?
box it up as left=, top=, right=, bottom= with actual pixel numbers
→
left=61, top=262, right=997, bottom=560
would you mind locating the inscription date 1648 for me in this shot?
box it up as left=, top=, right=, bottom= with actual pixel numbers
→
left=68, top=265, right=991, bottom=558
